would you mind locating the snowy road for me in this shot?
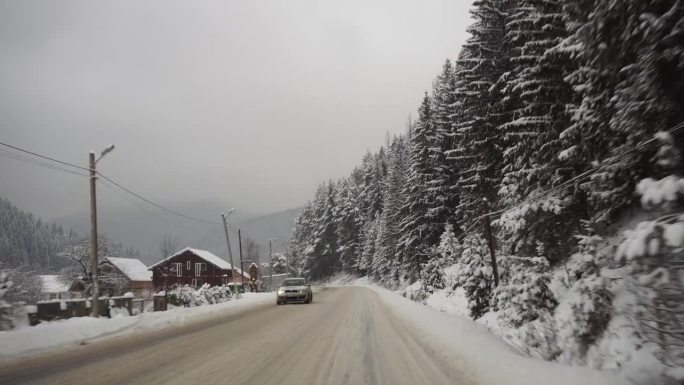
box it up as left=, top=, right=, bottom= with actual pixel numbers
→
left=0, top=287, right=476, bottom=385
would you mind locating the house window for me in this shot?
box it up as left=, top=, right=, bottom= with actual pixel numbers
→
left=194, top=263, right=206, bottom=277
left=187, top=261, right=191, bottom=270
left=173, top=262, right=183, bottom=277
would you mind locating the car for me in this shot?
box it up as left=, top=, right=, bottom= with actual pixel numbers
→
left=276, top=278, right=312, bottom=305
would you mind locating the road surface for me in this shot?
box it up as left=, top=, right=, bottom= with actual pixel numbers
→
left=0, top=287, right=477, bottom=385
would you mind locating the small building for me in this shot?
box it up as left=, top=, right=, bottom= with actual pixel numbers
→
left=40, top=275, right=75, bottom=300
left=148, top=247, right=249, bottom=290
left=99, top=257, right=154, bottom=297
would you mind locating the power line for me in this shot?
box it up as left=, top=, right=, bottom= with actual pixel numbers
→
left=457, top=120, right=684, bottom=240
left=495, top=120, right=684, bottom=218
left=96, top=172, right=222, bottom=225
left=98, top=178, right=193, bottom=230
left=0, top=141, right=89, bottom=172
left=0, top=141, right=222, bottom=226
left=0, top=149, right=89, bottom=178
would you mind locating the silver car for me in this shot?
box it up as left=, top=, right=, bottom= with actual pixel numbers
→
left=276, top=278, right=313, bottom=305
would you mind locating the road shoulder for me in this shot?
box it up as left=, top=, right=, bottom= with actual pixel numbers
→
left=360, top=284, right=632, bottom=385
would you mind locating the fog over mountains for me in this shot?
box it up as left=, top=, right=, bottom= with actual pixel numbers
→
left=53, top=202, right=299, bottom=265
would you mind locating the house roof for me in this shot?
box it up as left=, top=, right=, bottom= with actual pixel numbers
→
left=148, top=247, right=249, bottom=277
left=106, top=257, right=152, bottom=282
left=40, top=275, right=69, bottom=293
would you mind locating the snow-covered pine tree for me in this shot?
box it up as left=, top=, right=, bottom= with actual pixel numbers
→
left=302, top=183, right=340, bottom=280
left=561, top=0, right=684, bottom=224
left=374, top=135, right=410, bottom=285
left=359, top=214, right=380, bottom=277
left=453, top=0, right=509, bottom=225
left=423, top=224, right=461, bottom=293
left=492, top=255, right=557, bottom=328
left=453, top=234, right=495, bottom=318
left=0, top=270, right=13, bottom=330
left=615, top=132, right=684, bottom=374
left=287, top=201, right=316, bottom=277
left=495, top=0, right=585, bottom=263
left=398, top=94, right=441, bottom=282
left=358, top=150, right=387, bottom=223
left=555, top=226, right=613, bottom=365
left=0, top=198, right=74, bottom=271
left=333, top=178, right=363, bottom=272
left=437, top=223, right=461, bottom=267
left=431, top=59, right=461, bottom=231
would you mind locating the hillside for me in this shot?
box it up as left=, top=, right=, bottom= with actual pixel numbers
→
left=0, top=198, right=76, bottom=272
left=286, top=1, right=684, bottom=383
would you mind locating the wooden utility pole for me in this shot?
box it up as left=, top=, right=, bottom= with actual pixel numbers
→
left=221, top=211, right=239, bottom=298
left=238, top=229, right=245, bottom=290
left=88, top=145, right=115, bottom=316
left=482, top=198, right=499, bottom=287
left=89, top=152, right=100, bottom=317
left=268, top=238, right=278, bottom=291
left=269, top=239, right=273, bottom=291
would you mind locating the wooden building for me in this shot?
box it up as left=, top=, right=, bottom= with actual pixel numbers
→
left=39, top=275, right=77, bottom=300
left=148, top=247, right=248, bottom=290
left=99, top=257, right=154, bottom=297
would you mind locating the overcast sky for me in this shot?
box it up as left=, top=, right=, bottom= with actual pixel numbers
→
left=0, top=0, right=472, bottom=222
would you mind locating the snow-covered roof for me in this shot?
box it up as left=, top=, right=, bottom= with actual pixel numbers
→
left=106, top=257, right=152, bottom=282
left=40, top=275, right=69, bottom=293
left=148, top=247, right=249, bottom=277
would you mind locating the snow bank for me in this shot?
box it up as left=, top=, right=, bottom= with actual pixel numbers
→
left=325, top=272, right=371, bottom=286
left=364, top=284, right=631, bottom=385
left=0, top=293, right=272, bottom=360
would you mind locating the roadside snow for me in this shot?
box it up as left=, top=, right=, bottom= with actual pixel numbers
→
left=0, top=293, right=272, bottom=360
left=425, top=286, right=470, bottom=318
left=364, top=285, right=631, bottom=385
left=339, top=282, right=631, bottom=385
left=39, top=275, right=69, bottom=293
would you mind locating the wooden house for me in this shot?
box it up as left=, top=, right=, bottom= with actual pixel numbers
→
left=99, top=257, right=154, bottom=297
left=148, top=247, right=248, bottom=290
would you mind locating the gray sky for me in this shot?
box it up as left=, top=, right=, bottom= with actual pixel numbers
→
left=0, top=0, right=472, bottom=221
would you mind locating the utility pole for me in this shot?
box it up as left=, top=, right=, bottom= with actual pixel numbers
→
left=238, top=229, right=245, bottom=290
left=269, top=237, right=278, bottom=291
left=88, top=145, right=115, bottom=317
left=89, top=152, right=99, bottom=317
left=285, top=250, right=290, bottom=277
left=482, top=198, right=499, bottom=287
left=221, top=210, right=239, bottom=298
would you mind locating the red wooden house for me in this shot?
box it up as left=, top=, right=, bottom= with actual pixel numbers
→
left=148, top=247, right=248, bottom=290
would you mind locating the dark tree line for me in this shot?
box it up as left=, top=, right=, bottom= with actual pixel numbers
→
left=290, top=0, right=683, bottom=280
left=0, top=198, right=76, bottom=271
left=0, top=197, right=140, bottom=272
left=289, top=1, right=684, bottom=373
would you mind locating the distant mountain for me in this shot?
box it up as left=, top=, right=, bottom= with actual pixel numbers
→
left=237, top=207, right=302, bottom=258
left=53, top=202, right=301, bottom=265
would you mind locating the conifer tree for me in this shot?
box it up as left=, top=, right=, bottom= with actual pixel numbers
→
left=454, top=0, right=509, bottom=224
left=374, top=136, right=410, bottom=284
left=399, top=94, right=440, bottom=281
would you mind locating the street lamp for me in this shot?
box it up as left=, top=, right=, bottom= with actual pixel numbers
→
left=269, top=237, right=279, bottom=291
left=89, top=144, right=115, bottom=317
left=221, top=209, right=239, bottom=298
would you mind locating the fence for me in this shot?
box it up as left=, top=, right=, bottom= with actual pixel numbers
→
left=261, top=273, right=289, bottom=291
left=29, top=294, right=167, bottom=326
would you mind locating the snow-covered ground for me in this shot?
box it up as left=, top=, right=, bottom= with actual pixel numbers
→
left=328, top=274, right=631, bottom=385
left=0, top=292, right=272, bottom=360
